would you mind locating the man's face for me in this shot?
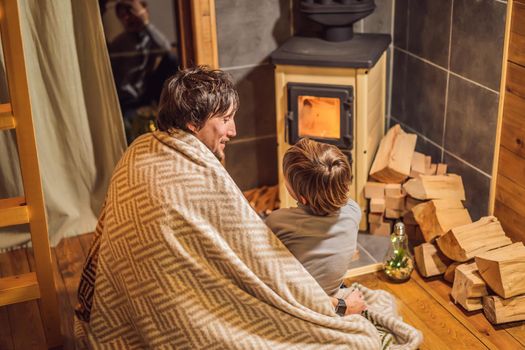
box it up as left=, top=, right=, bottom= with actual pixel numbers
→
left=116, top=5, right=146, bottom=32
left=193, top=108, right=237, bottom=161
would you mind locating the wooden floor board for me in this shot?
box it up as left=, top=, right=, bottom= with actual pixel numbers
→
left=27, top=248, right=75, bottom=350
left=347, top=273, right=488, bottom=350
left=0, top=249, right=47, bottom=350
left=54, top=236, right=87, bottom=310
left=1, top=232, right=525, bottom=349
left=413, top=273, right=525, bottom=350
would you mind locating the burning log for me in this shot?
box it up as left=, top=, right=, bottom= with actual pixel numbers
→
left=436, top=216, right=512, bottom=262
left=411, top=199, right=471, bottom=242
left=369, top=124, right=417, bottom=184
left=475, top=242, right=525, bottom=299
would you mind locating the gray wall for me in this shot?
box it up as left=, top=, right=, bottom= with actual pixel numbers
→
left=216, top=0, right=507, bottom=217
left=392, top=0, right=507, bottom=220
left=216, top=0, right=291, bottom=190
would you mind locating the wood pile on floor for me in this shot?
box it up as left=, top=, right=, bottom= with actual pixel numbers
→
left=367, top=124, right=525, bottom=325
left=243, top=185, right=280, bottom=217
left=364, top=124, right=451, bottom=238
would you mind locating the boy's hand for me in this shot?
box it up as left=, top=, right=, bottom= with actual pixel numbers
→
left=344, top=289, right=367, bottom=315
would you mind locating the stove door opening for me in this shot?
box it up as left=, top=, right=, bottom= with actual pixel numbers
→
left=287, top=83, right=353, bottom=149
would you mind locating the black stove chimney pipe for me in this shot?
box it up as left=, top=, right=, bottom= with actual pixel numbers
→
left=300, top=0, right=376, bottom=42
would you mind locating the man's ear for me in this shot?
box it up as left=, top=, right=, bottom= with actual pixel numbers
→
left=186, top=123, right=197, bottom=133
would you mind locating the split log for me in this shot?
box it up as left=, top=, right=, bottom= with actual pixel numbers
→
left=410, top=152, right=426, bottom=178
left=370, top=220, right=392, bottom=236
left=385, top=193, right=405, bottom=210
left=451, top=262, right=488, bottom=311
left=405, top=196, right=424, bottom=211
left=405, top=224, right=425, bottom=246
left=403, top=210, right=417, bottom=226
left=385, top=183, right=404, bottom=197
left=436, top=216, right=512, bottom=262
left=475, top=242, right=525, bottom=298
left=368, top=212, right=383, bottom=224
left=385, top=208, right=402, bottom=219
left=436, top=163, right=447, bottom=175
left=414, top=243, right=451, bottom=277
left=370, top=198, right=385, bottom=213
left=412, top=199, right=472, bottom=242
left=444, top=262, right=462, bottom=283
left=403, top=174, right=466, bottom=200
left=425, top=164, right=437, bottom=175
left=483, top=294, right=525, bottom=324
left=364, top=182, right=385, bottom=199
left=369, top=124, right=417, bottom=183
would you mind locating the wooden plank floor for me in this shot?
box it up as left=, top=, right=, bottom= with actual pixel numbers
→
left=0, top=232, right=524, bottom=349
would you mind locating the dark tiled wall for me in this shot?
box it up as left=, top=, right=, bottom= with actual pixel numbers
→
left=215, top=0, right=291, bottom=190
left=392, top=0, right=506, bottom=220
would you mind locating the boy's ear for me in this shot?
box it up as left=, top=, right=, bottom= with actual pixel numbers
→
left=299, top=195, right=308, bottom=205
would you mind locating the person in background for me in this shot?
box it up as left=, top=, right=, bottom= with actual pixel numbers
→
left=265, top=138, right=366, bottom=316
left=109, top=0, right=178, bottom=143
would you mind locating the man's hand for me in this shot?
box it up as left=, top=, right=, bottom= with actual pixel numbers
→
left=343, top=289, right=367, bottom=315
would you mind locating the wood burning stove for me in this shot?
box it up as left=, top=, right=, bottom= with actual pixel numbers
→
left=271, top=0, right=390, bottom=231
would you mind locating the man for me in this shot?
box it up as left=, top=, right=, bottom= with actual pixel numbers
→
left=109, top=0, right=178, bottom=142
left=75, top=67, right=422, bottom=349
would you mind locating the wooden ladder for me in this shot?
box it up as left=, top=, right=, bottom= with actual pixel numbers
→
left=0, top=0, right=62, bottom=348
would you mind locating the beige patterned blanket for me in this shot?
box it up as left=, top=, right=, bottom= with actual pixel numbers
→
left=75, top=130, right=422, bottom=349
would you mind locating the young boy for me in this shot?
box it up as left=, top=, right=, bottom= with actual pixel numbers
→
left=265, top=138, right=364, bottom=314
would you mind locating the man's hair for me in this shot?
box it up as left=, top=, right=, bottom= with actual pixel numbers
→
left=283, top=138, right=352, bottom=216
left=157, top=66, right=239, bottom=132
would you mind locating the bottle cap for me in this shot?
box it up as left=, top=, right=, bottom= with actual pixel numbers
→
left=394, top=221, right=405, bottom=236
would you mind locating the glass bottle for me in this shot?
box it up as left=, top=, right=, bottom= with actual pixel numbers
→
left=383, top=222, right=414, bottom=282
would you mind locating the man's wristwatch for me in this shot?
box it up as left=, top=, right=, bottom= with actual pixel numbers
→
left=335, top=298, right=347, bottom=316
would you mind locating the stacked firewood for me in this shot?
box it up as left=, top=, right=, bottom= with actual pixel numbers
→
left=415, top=216, right=525, bottom=325
left=364, top=124, right=450, bottom=239
left=367, top=125, right=525, bottom=324
left=243, top=185, right=280, bottom=217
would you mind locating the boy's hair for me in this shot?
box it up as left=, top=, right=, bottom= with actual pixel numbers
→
left=283, top=138, right=352, bottom=216
left=157, top=66, right=239, bottom=132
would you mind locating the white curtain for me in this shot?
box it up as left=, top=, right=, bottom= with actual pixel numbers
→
left=0, top=0, right=126, bottom=249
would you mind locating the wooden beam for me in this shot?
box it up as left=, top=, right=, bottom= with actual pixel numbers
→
left=191, top=0, right=219, bottom=68
left=0, top=103, right=15, bottom=130
left=0, top=273, right=40, bottom=306
left=0, top=197, right=29, bottom=227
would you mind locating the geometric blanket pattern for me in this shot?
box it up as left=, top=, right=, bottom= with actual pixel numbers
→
left=75, top=130, right=422, bottom=349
